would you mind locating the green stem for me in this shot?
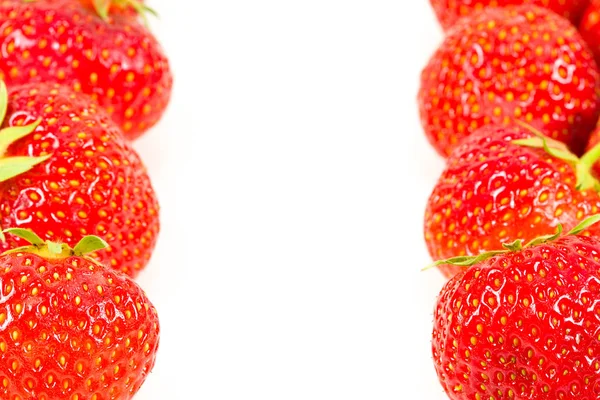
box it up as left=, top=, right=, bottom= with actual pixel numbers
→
left=2, top=229, right=108, bottom=262
left=580, top=140, right=600, bottom=171
left=424, top=216, right=600, bottom=271
left=576, top=140, right=600, bottom=191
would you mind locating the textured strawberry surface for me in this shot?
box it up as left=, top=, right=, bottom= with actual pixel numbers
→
left=0, top=0, right=172, bottom=139
left=425, top=124, right=600, bottom=278
left=419, top=5, right=600, bottom=157
left=431, top=0, right=588, bottom=30
left=0, top=251, right=159, bottom=399
left=580, top=0, right=600, bottom=67
left=433, top=235, right=600, bottom=399
left=0, top=83, right=160, bottom=278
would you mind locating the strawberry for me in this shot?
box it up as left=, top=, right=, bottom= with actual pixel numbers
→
left=0, top=229, right=159, bottom=399
left=418, top=5, right=600, bottom=157
left=579, top=1, right=600, bottom=67
left=431, top=217, right=600, bottom=400
left=0, top=81, right=160, bottom=278
left=430, top=0, right=589, bottom=30
left=424, top=123, right=600, bottom=278
left=0, top=0, right=172, bottom=140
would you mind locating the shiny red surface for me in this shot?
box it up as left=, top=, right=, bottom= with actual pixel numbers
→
left=431, top=0, right=589, bottom=30
left=580, top=0, right=600, bottom=67
left=0, top=0, right=172, bottom=139
left=0, top=83, right=160, bottom=278
left=419, top=5, right=600, bottom=157
left=433, top=235, right=600, bottom=399
left=0, top=251, right=159, bottom=399
left=425, top=124, right=600, bottom=278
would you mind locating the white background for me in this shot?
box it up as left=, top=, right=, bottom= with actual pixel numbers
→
left=135, top=1, right=450, bottom=398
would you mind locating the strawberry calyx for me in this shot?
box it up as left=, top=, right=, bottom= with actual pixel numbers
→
left=578, top=140, right=600, bottom=190
left=425, top=214, right=600, bottom=270
left=512, top=120, right=600, bottom=191
left=2, top=228, right=108, bottom=262
left=0, top=81, right=49, bottom=184
left=92, top=0, right=158, bottom=26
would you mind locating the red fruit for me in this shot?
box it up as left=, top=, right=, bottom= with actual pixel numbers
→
left=0, top=230, right=159, bottom=400
left=0, top=82, right=160, bottom=278
left=580, top=1, right=600, bottom=67
left=432, top=225, right=600, bottom=399
left=418, top=5, right=600, bottom=157
left=424, top=123, right=600, bottom=278
left=431, top=0, right=589, bottom=30
left=0, top=0, right=172, bottom=139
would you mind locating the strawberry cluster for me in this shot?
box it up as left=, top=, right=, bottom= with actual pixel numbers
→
left=0, top=0, right=172, bottom=399
left=422, top=1, right=600, bottom=399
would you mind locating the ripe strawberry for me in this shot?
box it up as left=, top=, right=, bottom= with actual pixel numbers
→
left=431, top=0, right=589, bottom=30
left=424, top=123, right=600, bottom=278
left=432, top=219, right=600, bottom=400
left=0, top=81, right=160, bottom=278
left=0, top=229, right=159, bottom=400
left=580, top=1, right=600, bottom=67
left=418, top=5, right=600, bottom=157
left=0, top=0, right=172, bottom=139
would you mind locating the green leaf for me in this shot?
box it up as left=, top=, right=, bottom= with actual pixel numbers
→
left=567, top=215, right=600, bottom=236
left=512, top=137, right=579, bottom=164
left=2, top=245, right=37, bottom=256
left=116, top=0, right=158, bottom=27
left=73, top=236, right=109, bottom=255
left=575, top=162, right=600, bottom=191
left=93, top=0, right=110, bottom=20
left=525, top=224, right=563, bottom=247
left=0, top=119, right=42, bottom=157
left=512, top=137, right=545, bottom=148
left=423, top=250, right=507, bottom=271
left=0, top=154, right=51, bottom=182
left=502, top=239, right=523, bottom=252
left=3, top=228, right=44, bottom=246
left=577, top=141, right=600, bottom=192
left=141, top=4, right=159, bottom=17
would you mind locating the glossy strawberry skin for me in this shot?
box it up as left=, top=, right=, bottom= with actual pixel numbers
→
left=419, top=5, right=600, bottom=157
left=424, top=124, right=600, bottom=278
left=0, top=83, right=160, bottom=278
left=0, top=251, right=159, bottom=400
left=431, top=0, right=589, bottom=30
left=580, top=0, right=600, bottom=67
left=0, top=0, right=172, bottom=139
left=433, top=235, right=600, bottom=399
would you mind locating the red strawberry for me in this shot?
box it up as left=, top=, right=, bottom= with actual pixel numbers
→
left=418, top=5, right=600, bottom=157
left=0, top=229, right=159, bottom=400
left=0, top=81, right=160, bottom=278
left=432, top=219, right=600, bottom=400
left=424, top=123, right=600, bottom=278
left=0, top=0, right=172, bottom=139
left=580, top=1, right=600, bottom=67
left=431, top=0, right=589, bottom=30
